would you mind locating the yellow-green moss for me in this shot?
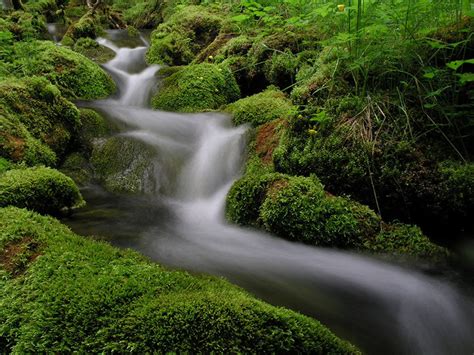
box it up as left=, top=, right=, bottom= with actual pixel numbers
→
left=225, top=87, right=296, bottom=127
left=10, top=40, right=115, bottom=100
left=0, top=206, right=359, bottom=353
left=0, top=167, right=84, bottom=215
left=152, top=63, right=240, bottom=112
left=146, top=6, right=223, bottom=66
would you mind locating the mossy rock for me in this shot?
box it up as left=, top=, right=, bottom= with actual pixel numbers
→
left=0, top=157, right=12, bottom=174
left=60, top=152, right=92, bottom=186
left=0, top=206, right=358, bottom=353
left=0, top=167, right=84, bottom=215
left=73, top=37, right=115, bottom=64
left=63, top=10, right=102, bottom=42
left=0, top=112, right=56, bottom=166
left=152, top=63, right=240, bottom=112
left=366, top=223, right=448, bottom=261
left=11, top=40, right=115, bottom=100
left=147, top=6, right=223, bottom=66
left=0, top=77, right=80, bottom=163
left=90, top=136, right=158, bottom=194
left=77, top=108, right=112, bottom=154
left=225, top=88, right=296, bottom=127
left=227, top=173, right=381, bottom=248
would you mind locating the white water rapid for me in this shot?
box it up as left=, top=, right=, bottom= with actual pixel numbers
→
left=70, top=31, right=473, bottom=355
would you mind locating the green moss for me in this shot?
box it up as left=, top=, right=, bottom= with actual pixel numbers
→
left=90, top=136, right=158, bottom=194
left=367, top=223, right=448, bottom=261
left=77, top=108, right=112, bottom=154
left=0, top=157, right=12, bottom=174
left=0, top=207, right=358, bottom=353
left=225, top=87, right=296, bottom=127
left=73, top=37, right=116, bottom=64
left=0, top=77, right=80, bottom=163
left=0, top=11, right=46, bottom=40
left=63, top=10, right=102, bottom=42
left=10, top=40, right=115, bottom=100
left=152, top=63, right=240, bottom=112
left=147, top=6, right=223, bottom=65
left=226, top=172, right=286, bottom=227
left=0, top=112, right=57, bottom=166
left=0, top=167, right=84, bottom=215
left=60, top=152, right=92, bottom=186
left=259, top=175, right=380, bottom=247
left=227, top=173, right=381, bottom=248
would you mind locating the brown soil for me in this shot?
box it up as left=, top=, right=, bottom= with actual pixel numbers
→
left=0, top=237, right=42, bottom=277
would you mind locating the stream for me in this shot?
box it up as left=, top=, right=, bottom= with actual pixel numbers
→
left=64, top=30, right=474, bottom=354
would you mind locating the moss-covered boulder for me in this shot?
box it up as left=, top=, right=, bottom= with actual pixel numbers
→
left=11, top=40, right=115, bottom=100
left=366, top=223, right=448, bottom=261
left=147, top=6, right=223, bottom=66
left=225, top=88, right=296, bottom=127
left=227, top=173, right=381, bottom=248
left=72, top=37, right=115, bottom=64
left=0, top=77, right=80, bottom=164
left=0, top=206, right=358, bottom=353
left=77, top=108, right=113, bottom=154
left=0, top=112, right=56, bottom=166
left=152, top=63, right=240, bottom=112
left=91, top=136, right=158, bottom=194
left=62, top=10, right=102, bottom=43
left=0, top=167, right=84, bottom=215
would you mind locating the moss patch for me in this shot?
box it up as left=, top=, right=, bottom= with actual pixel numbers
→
left=0, top=76, right=80, bottom=164
left=0, top=207, right=359, bottom=353
left=147, top=6, right=224, bottom=66
left=152, top=63, right=240, bottom=112
left=91, top=136, right=158, bottom=194
left=0, top=166, right=84, bottom=215
left=9, top=40, right=115, bottom=100
left=225, top=87, right=296, bottom=127
left=73, top=37, right=116, bottom=64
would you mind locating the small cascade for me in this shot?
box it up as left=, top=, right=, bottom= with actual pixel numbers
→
left=67, top=31, right=474, bottom=355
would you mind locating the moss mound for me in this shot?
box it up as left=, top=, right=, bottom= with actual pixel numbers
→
left=0, top=167, right=84, bottom=215
left=91, top=136, right=158, bottom=194
left=227, top=173, right=381, bottom=248
left=10, top=40, right=115, bottom=100
left=367, top=223, right=448, bottom=261
left=147, top=6, right=223, bottom=66
left=62, top=10, right=102, bottom=43
left=72, top=37, right=116, bottom=64
left=152, top=63, right=240, bottom=112
left=0, top=77, right=80, bottom=164
left=0, top=207, right=358, bottom=353
left=225, top=88, right=296, bottom=127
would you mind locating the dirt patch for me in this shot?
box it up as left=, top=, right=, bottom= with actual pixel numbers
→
left=1, top=133, right=25, bottom=161
left=256, top=119, right=286, bottom=164
left=0, top=237, right=42, bottom=277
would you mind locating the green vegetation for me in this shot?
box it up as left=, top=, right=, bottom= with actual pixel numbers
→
left=226, top=173, right=381, bottom=248
left=146, top=5, right=224, bottom=66
left=0, top=167, right=84, bottom=215
left=0, top=76, right=79, bottom=164
left=225, top=87, right=296, bottom=127
left=7, top=40, right=115, bottom=99
left=0, top=207, right=358, bottom=353
left=72, top=37, right=115, bottom=64
left=90, top=136, right=158, bottom=194
left=152, top=63, right=240, bottom=112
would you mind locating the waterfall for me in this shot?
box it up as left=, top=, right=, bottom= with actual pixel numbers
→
left=68, top=31, right=474, bottom=355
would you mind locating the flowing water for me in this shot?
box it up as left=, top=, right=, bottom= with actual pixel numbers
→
left=65, top=30, right=474, bottom=354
